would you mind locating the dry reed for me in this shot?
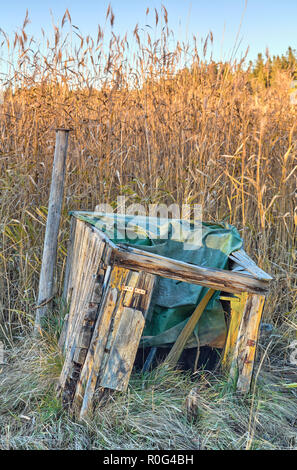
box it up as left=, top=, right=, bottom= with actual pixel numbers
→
left=0, top=7, right=296, bottom=449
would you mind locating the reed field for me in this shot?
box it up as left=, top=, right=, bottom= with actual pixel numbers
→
left=0, top=7, right=296, bottom=449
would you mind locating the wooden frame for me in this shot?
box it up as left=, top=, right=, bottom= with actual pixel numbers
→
left=58, top=216, right=272, bottom=419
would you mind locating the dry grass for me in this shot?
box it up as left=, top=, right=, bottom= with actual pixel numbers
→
left=0, top=332, right=296, bottom=450
left=0, top=7, right=296, bottom=449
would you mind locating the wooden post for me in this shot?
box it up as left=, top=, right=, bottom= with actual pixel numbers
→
left=34, top=129, right=70, bottom=334
left=223, top=293, right=265, bottom=393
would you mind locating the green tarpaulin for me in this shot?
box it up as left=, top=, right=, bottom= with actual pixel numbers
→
left=71, top=211, right=243, bottom=349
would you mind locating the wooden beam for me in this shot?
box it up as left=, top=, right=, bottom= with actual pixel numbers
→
left=112, top=246, right=270, bottom=295
left=165, top=288, right=216, bottom=368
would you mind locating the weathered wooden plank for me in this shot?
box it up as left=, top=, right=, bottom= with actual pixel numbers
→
left=230, top=249, right=273, bottom=281
left=125, top=270, right=156, bottom=317
left=62, top=224, right=92, bottom=354
left=96, top=269, right=151, bottom=385
left=99, top=307, right=145, bottom=391
left=68, top=218, right=85, bottom=302
left=113, top=246, right=270, bottom=295
left=121, top=271, right=140, bottom=307
left=58, top=228, right=106, bottom=395
left=62, top=216, right=77, bottom=303
left=63, top=223, right=106, bottom=352
left=105, top=270, right=140, bottom=342
left=63, top=217, right=83, bottom=309
left=63, top=221, right=90, bottom=351
left=74, top=286, right=118, bottom=417
left=71, top=219, right=272, bottom=295
left=69, top=262, right=119, bottom=409
left=71, top=266, right=156, bottom=418
left=72, top=282, right=102, bottom=364
left=228, top=294, right=265, bottom=393
left=70, top=235, right=104, bottom=348
left=165, top=288, right=216, bottom=368
left=222, top=292, right=248, bottom=369
left=72, top=265, right=134, bottom=416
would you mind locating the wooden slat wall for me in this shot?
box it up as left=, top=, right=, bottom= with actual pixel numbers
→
left=57, top=221, right=110, bottom=404
left=72, top=266, right=155, bottom=418
left=58, top=220, right=156, bottom=418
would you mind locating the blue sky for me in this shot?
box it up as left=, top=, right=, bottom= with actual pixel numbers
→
left=1, top=0, right=297, bottom=62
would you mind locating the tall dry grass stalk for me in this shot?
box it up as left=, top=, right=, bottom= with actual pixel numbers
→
left=0, top=7, right=296, bottom=342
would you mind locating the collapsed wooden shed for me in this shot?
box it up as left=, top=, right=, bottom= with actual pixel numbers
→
left=57, top=212, right=273, bottom=420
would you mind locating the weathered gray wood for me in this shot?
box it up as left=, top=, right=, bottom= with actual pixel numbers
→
left=74, top=286, right=119, bottom=417
left=70, top=265, right=155, bottom=419
left=35, top=129, right=70, bottom=333
left=62, top=221, right=107, bottom=352
left=62, top=221, right=90, bottom=352
left=58, top=313, right=69, bottom=350
left=62, top=216, right=77, bottom=302
left=72, top=266, right=134, bottom=416
left=58, top=229, right=106, bottom=396
left=61, top=248, right=114, bottom=406
left=99, top=307, right=145, bottom=391
left=58, top=217, right=77, bottom=350
left=230, top=249, right=273, bottom=281
left=72, top=277, right=104, bottom=364
left=113, top=246, right=270, bottom=295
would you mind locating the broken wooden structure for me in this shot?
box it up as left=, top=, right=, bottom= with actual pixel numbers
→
left=57, top=214, right=273, bottom=419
